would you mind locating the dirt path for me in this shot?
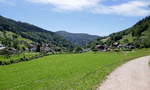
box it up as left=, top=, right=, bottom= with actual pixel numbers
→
left=97, top=56, right=150, bottom=90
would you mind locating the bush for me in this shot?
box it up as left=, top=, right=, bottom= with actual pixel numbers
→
left=0, top=53, right=48, bottom=66
left=74, top=47, right=83, bottom=53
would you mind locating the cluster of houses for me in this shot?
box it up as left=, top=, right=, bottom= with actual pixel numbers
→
left=94, top=42, right=135, bottom=52
left=0, top=44, right=18, bottom=54
left=0, top=43, right=58, bottom=55
left=26, top=43, right=58, bottom=53
left=0, top=41, right=136, bottom=55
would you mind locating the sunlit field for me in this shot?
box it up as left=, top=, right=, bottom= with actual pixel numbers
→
left=0, top=49, right=150, bottom=90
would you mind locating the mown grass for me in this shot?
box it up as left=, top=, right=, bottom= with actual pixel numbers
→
left=0, top=49, right=150, bottom=90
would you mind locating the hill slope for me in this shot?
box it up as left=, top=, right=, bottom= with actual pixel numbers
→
left=0, top=16, right=75, bottom=51
left=56, top=31, right=99, bottom=47
left=88, top=16, right=150, bottom=48
left=0, top=30, right=33, bottom=52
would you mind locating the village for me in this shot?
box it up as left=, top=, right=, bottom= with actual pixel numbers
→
left=0, top=41, right=136, bottom=55
left=93, top=42, right=135, bottom=52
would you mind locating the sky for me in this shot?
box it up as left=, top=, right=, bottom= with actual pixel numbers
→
left=0, top=0, right=150, bottom=36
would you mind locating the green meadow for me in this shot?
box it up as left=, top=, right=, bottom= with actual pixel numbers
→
left=0, top=49, right=150, bottom=90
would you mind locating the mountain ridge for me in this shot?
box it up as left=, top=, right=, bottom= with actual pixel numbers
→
left=56, top=31, right=100, bottom=47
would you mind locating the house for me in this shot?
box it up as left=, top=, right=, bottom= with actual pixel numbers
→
left=112, top=42, right=120, bottom=47
left=40, top=46, right=50, bottom=53
left=83, top=48, right=91, bottom=52
left=126, top=44, right=135, bottom=49
left=117, top=44, right=127, bottom=48
left=118, top=44, right=135, bottom=49
left=7, top=48, right=17, bottom=54
left=95, top=45, right=108, bottom=52
left=28, top=44, right=37, bottom=52
left=49, top=48, right=56, bottom=54
left=0, top=44, right=6, bottom=50
left=0, top=44, right=3, bottom=47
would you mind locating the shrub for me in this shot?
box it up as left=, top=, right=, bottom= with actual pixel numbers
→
left=74, top=47, right=83, bottom=53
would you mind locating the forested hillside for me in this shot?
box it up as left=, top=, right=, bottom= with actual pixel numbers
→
left=0, top=16, right=75, bottom=52
left=56, top=31, right=99, bottom=47
left=0, top=30, right=33, bottom=52
left=88, top=16, right=150, bottom=48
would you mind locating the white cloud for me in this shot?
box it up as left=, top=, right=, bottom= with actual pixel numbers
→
left=92, top=1, right=150, bottom=16
left=27, top=0, right=101, bottom=11
left=27, top=0, right=150, bottom=16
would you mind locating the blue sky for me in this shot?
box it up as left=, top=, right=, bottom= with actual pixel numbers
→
left=0, top=0, right=150, bottom=36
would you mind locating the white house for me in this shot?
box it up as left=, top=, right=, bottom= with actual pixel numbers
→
left=0, top=44, right=6, bottom=50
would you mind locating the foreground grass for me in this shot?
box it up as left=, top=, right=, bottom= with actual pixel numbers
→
left=0, top=49, right=150, bottom=90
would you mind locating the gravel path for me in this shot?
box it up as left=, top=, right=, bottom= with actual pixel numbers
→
left=97, top=56, right=150, bottom=90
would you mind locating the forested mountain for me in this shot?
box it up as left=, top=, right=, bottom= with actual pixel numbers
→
left=88, top=16, right=150, bottom=48
left=56, top=31, right=99, bottom=47
left=0, top=15, right=75, bottom=52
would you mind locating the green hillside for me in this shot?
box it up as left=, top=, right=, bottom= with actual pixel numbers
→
left=56, top=31, right=99, bottom=47
left=0, top=30, right=32, bottom=51
left=0, top=16, right=75, bottom=52
left=88, top=16, right=150, bottom=48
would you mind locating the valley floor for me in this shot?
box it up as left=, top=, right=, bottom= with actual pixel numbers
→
left=97, top=55, right=150, bottom=90
left=0, top=49, right=150, bottom=90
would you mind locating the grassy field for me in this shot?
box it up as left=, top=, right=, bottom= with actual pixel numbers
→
left=0, top=49, right=150, bottom=90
